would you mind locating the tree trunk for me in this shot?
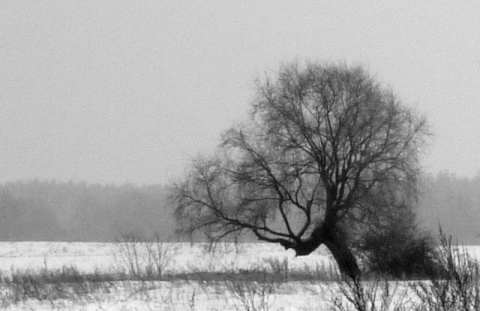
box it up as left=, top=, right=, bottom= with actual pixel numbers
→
left=324, top=235, right=361, bottom=279
left=280, top=219, right=361, bottom=279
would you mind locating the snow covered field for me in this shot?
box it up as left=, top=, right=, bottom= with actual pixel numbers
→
left=0, top=241, right=340, bottom=310
left=0, top=242, right=478, bottom=310
left=0, top=241, right=334, bottom=276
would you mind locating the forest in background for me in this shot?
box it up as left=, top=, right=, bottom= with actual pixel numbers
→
left=418, top=171, right=480, bottom=244
left=0, top=171, right=478, bottom=244
left=0, top=181, right=174, bottom=242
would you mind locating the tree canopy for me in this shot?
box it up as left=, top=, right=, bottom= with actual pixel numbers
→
left=173, top=62, right=430, bottom=278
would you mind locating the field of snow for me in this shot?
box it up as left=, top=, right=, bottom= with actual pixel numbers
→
left=0, top=241, right=335, bottom=275
left=0, top=242, right=478, bottom=310
left=0, top=241, right=340, bottom=310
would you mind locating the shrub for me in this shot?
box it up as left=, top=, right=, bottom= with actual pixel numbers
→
left=411, top=228, right=480, bottom=310
left=115, top=232, right=174, bottom=280
left=359, top=221, right=440, bottom=278
left=223, top=269, right=275, bottom=311
left=329, top=276, right=410, bottom=311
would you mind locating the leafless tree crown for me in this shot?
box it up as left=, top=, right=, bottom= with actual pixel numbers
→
left=172, top=62, right=429, bottom=259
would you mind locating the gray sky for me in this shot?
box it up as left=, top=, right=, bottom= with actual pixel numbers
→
left=1, top=1, right=479, bottom=185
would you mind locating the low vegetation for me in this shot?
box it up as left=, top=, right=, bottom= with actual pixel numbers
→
left=114, top=232, right=175, bottom=280
left=358, top=219, right=441, bottom=279
left=0, top=266, right=115, bottom=306
left=331, top=228, right=480, bottom=311
left=0, top=229, right=478, bottom=310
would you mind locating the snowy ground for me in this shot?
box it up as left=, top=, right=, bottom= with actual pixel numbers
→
left=0, top=242, right=478, bottom=310
left=0, top=242, right=340, bottom=310
left=0, top=241, right=335, bottom=275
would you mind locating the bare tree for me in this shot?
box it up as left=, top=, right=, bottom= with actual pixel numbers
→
left=172, top=62, right=430, bottom=279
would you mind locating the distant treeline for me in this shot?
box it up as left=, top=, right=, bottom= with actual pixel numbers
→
left=0, top=172, right=478, bottom=243
left=418, top=171, right=480, bottom=244
left=0, top=181, right=174, bottom=242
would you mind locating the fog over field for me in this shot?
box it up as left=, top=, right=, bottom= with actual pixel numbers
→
left=0, top=2, right=479, bottom=239
left=0, top=173, right=479, bottom=244
left=1, top=2, right=480, bottom=309
left=1, top=1, right=479, bottom=242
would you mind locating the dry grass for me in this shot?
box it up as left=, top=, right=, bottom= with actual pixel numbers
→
left=1, top=230, right=479, bottom=310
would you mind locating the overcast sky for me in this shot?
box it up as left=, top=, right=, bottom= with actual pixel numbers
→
left=1, top=1, right=479, bottom=185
